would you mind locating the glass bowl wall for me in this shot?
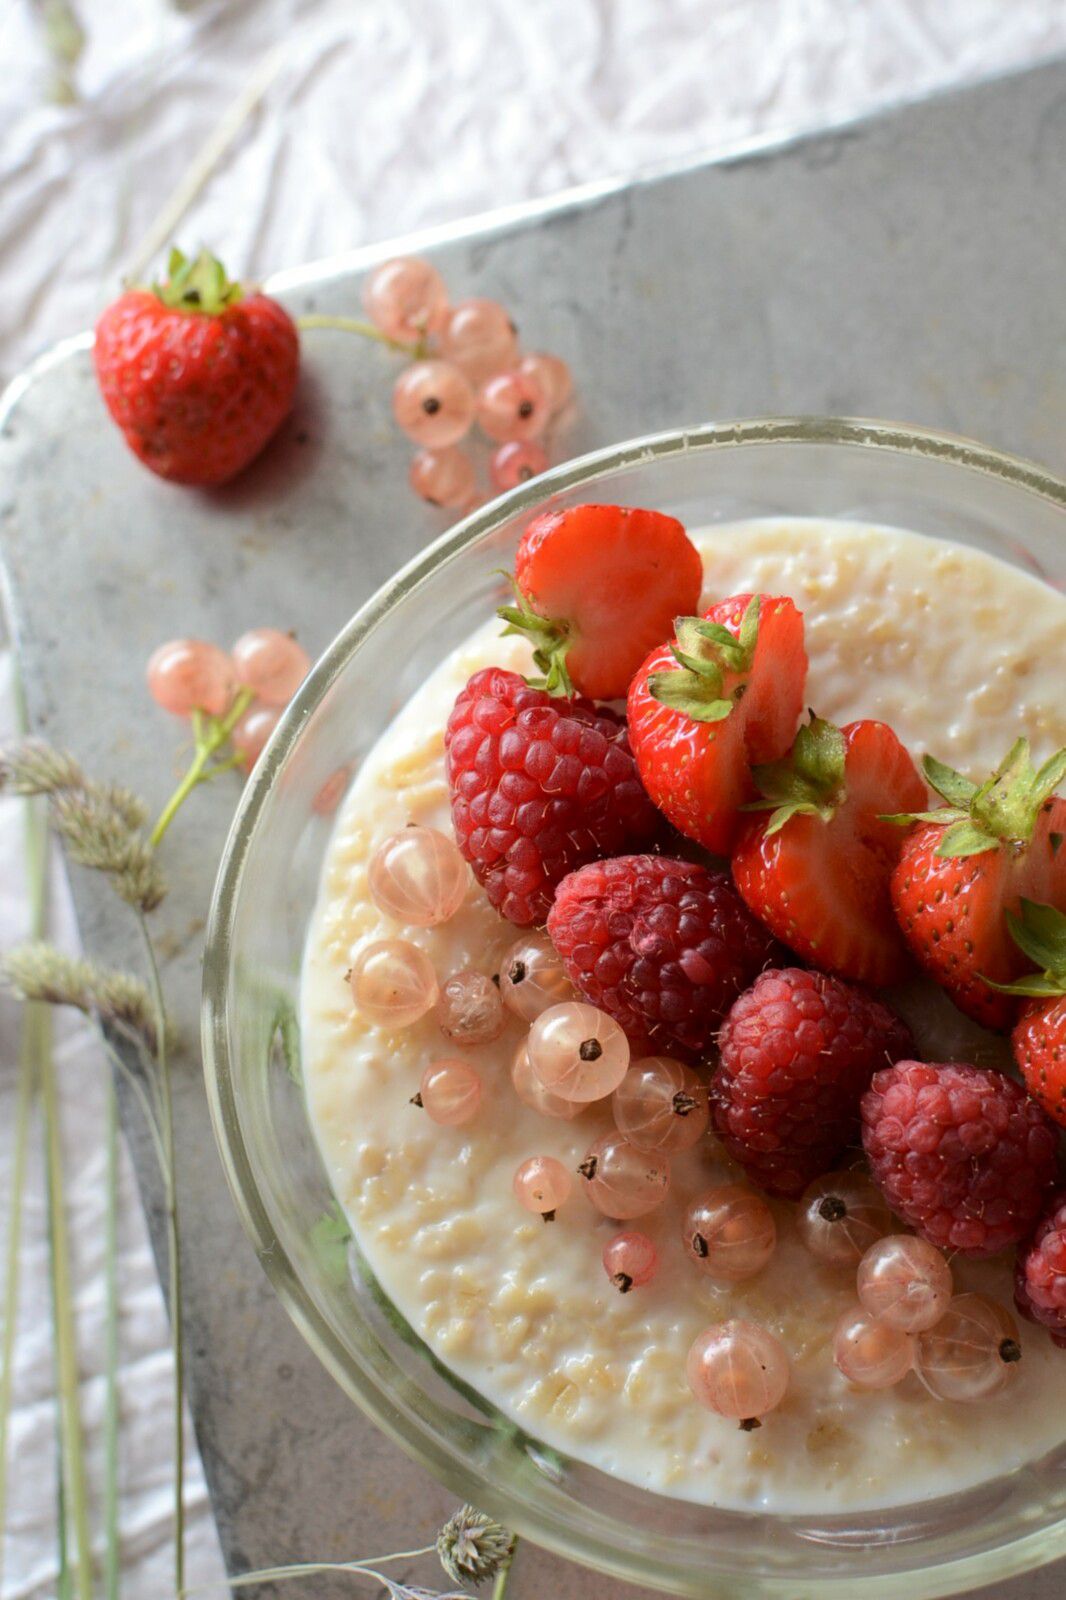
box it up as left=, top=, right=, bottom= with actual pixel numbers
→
left=203, top=418, right=1066, bottom=1599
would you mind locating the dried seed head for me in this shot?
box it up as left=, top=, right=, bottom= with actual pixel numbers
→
left=436, top=1505, right=513, bottom=1585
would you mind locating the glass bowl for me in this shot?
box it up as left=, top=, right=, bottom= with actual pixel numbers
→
left=203, top=417, right=1066, bottom=1599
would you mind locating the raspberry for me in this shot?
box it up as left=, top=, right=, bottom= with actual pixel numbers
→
left=546, top=855, right=783, bottom=1058
left=444, top=668, right=660, bottom=927
left=861, top=1060, right=1059, bottom=1257
left=713, top=967, right=913, bottom=1198
left=1015, top=1192, right=1066, bottom=1347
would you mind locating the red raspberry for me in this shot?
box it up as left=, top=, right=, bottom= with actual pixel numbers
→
left=444, top=668, right=660, bottom=927
left=546, top=854, right=783, bottom=1058
left=861, top=1059, right=1059, bottom=1257
left=1016, top=1193, right=1066, bottom=1347
left=713, top=967, right=913, bottom=1198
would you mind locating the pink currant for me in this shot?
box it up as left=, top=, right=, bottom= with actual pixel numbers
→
left=833, top=1306, right=914, bottom=1389
left=363, top=256, right=448, bottom=343
left=475, top=370, right=548, bottom=443
left=686, top=1321, right=790, bottom=1424
left=147, top=639, right=235, bottom=717
left=408, top=446, right=477, bottom=509
left=415, top=1059, right=482, bottom=1126
left=797, top=1172, right=893, bottom=1269
left=231, top=628, right=310, bottom=707
left=231, top=705, right=280, bottom=768
left=367, top=826, right=468, bottom=927
left=528, top=1002, right=629, bottom=1102
left=511, top=1040, right=580, bottom=1120
left=489, top=441, right=549, bottom=492
left=602, top=1230, right=658, bottom=1293
left=612, top=1056, right=709, bottom=1154
left=435, top=969, right=506, bottom=1047
left=914, top=1294, right=1022, bottom=1402
left=681, top=1185, right=776, bottom=1281
left=499, top=932, right=572, bottom=1023
left=348, top=939, right=437, bottom=1028
left=513, top=1155, right=571, bottom=1220
left=578, top=1133, right=670, bottom=1219
left=393, top=360, right=475, bottom=448
left=439, top=298, right=517, bottom=384
left=517, top=351, right=573, bottom=412
left=857, top=1235, right=953, bottom=1334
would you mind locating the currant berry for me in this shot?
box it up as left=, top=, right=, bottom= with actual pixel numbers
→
left=231, top=628, right=310, bottom=706
left=797, top=1172, right=893, bottom=1269
left=686, top=1321, right=789, bottom=1423
left=499, top=932, right=572, bottom=1023
left=435, top=969, right=506, bottom=1047
left=613, top=1057, right=708, bottom=1154
left=681, top=1185, right=775, bottom=1281
left=914, top=1294, right=1022, bottom=1402
left=393, top=361, right=475, bottom=448
left=528, top=1002, right=629, bottom=1102
left=367, top=826, right=468, bottom=927
left=578, top=1133, right=670, bottom=1219
left=513, top=1155, right=571, bottom=1220
left=833, top=1306, right=914, bottom=1389
left=475, top=371, right=548, bottom=443
left=416, top=1059, right=482, bottom=1126
left=348, top=940, right=437, bottom=1028
left=147, top=639, right=235, bottom=717
left=602, top=1230, right=658, bottom=1293
left=857, top=1235, right=953, bottom=1334
left=363, top=257, right=448, bottom=343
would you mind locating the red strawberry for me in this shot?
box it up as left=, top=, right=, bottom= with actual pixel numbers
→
left=444, top=667, right=661, bottom=926
left=731, top=715, right=926, bottom=986
left=984, top=899, right=1066, bottom=1127
left=498, top=503, right=703, bottom=700
left=94, top=248, right=299, bottom=486
left=627, top=593, right=807, bottom=855
left=890, top=740, right=1066, bottom=1029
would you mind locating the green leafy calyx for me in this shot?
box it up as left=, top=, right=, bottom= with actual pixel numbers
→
left=983, top=898, right=1066, bottom=998
left=741, top=712, right=846, bottom=836
left=881, top=739, right=1066, bottom=861
left=151, top=248, right=243, bottom=315
left=496, top=577, right=574, bottom=696
left=647, top=596, right=761, bottom=724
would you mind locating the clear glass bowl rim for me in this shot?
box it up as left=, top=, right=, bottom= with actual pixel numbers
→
left=202, top=415, right=1066, bottom=1599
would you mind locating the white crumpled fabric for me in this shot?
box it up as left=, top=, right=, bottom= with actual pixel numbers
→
left=1, top=2, right=1065, bottom=1594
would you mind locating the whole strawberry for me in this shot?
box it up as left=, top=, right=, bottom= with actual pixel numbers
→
left=94, top=248, right=299, bottom=486
left=713, top=966, right=912, bottom=1197
left=732, top=714, right=925, bottom=986
left=861, top=1058, right=1059, bottom=1256
left=985, top=899, right=1066, bottom=1127
left=499, top=503, right=704, bottom=700
left=546, top=854, right=784, bottom=1058
left=1015, top=1192, right=1066, bottom=1347
left=890, top=739, right=1066, bottom=1029
left=627, top=593, right=807, bottom=856
left=444, top=667, right=660, bottom=926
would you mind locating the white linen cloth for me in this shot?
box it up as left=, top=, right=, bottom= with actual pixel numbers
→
left=1, top=3, right=1065, bottom=1594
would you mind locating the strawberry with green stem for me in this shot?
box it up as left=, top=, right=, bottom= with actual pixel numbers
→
left=627, top=592, right=808, bottom=855
left=732, top=713, right=926, bottom=986
left=94, top=249, right=300, bottom=487
left=984, top=898, right=1066, bottom=1126
left=889, top=739, right=1066, bottom=1029
left=498, top=503, right=704, bottom=700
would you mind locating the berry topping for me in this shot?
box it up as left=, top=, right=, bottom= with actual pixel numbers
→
left=732, top=714, right=926, bottom=986
left=1015, top=1191, right=1066, bottom=1347
left=513, top=1156, right=571, bottom=1221
left=856, top=1235, right=953, bottom=1333
left=546, top=854, right=783, bottom=1059
left=832, top=1306, right=915, bottom=1389
left=796, top=1172, right=892, bottom=1268
left=416, top=1060, right=482, bottom=1126
left=435, top=969, right=506, bottom=1047
left=498, top=503, right=703, bottom=700
left=985, top=898, right=1066, bottom=1128
left=444, top=667, right=660, bottom=927
left=861, top=1058, right=1059, bottom=1257
left=889, top=739, right=1066, bottom=1029
left=577, top=1132, right=671, bottom=1219
left=686, top=1320, right=790, bottom=1423
left=499, top=931, right=573, bottom=1022
left=348, top=939, right=438, bottom=1029
left=94, top=249, right=299, bottom=486
left=627, top=593, right=807, bottom=855
left=367, top=826, right=469, bottom=928
left=914, top=1293, right=1022, bottom=1401
left=612, top=1056, right=709, bottom=1154
left=528, top=1001, right=631, bottom=1103
left=602, top=1230, right=659, bottom=1293
left=680, top=1185, right=776, bottom=1281
left=713, top=967, right=912, bottom=1198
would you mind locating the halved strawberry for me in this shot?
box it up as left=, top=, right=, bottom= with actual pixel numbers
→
left=731, top=715, right=927, bottom=986
left=626, top=592, right=807, bottom=855
left=497, top=503, right=703, bottom=700
left=890, top=739, right=1066, bottom=1029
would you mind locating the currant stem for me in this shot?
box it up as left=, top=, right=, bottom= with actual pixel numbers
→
left=296, top=313, right=425, bottom=358
left=493, top=1536, right=518, bottom=1600
left=149, top=688, right=253, bottom=846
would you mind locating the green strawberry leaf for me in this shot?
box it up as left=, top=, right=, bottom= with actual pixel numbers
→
left=935, top=818, right=999, bottom=858
left=647, top=673, right=732, bottom=721
left=762, top=800, right=825, bottom=836
left=496, top=576, right=574, bottom=697
left=879, top=807, right=968, bottom=827
left=982, top=972, right=1066, bottom=998
left=922, top=753, right=978, bottom=808
left=1006, top=899, right=1066, bottom=978
left=745, top=712, right=844, bottom=826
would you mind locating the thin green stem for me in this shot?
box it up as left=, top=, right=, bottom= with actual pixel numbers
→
left=103, top=1075, right=120, bottom=1600
left=0, top=1023, right=32, bottom=1599
left=99, top=1032, right=168, bottom=1175
left=149, top=687, right=253, bottom=847
left=183, top=1543, right=436, bottom=1595
left=42, top=983, right=93, bottom=1600
left=492, top=1537, right=517, bottom=1600
left=138, top=913, right=184, bottom=1598
left=296, top=312, right=422, bottom=357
